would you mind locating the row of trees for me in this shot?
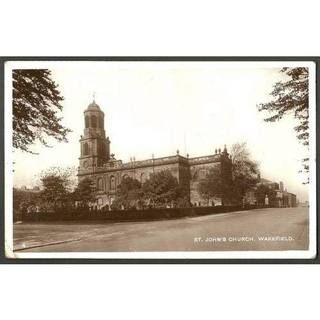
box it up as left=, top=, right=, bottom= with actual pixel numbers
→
left=112, top=170, right=190, bottom=210
left=39, top=169, right=96, bottom=211
left=16, top=168, right=189, bottom=214
left=15, top=167, right=95, bottom=214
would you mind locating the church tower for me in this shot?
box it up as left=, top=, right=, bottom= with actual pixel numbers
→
left=79, top=98, right=110, bottom=169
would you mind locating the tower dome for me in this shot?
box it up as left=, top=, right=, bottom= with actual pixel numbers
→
left=86, top=100, right=101, bottom=111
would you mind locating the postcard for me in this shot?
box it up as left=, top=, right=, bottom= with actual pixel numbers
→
left=3, top=59, right=317, bottom=260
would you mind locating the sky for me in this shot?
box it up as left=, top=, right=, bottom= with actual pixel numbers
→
left=10, top=61, right=313, bottom=202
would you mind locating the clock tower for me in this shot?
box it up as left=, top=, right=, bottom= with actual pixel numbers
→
left=79, top=98, right=110, bottom=169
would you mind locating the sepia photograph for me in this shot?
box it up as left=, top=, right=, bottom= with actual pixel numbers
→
left=2, top=2, right=320, bottom=320
left=4, top=60, right=317, bottom=259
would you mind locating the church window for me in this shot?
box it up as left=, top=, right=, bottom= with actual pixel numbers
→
left=110, top=176, right=116, bottom=191
left=84, top=142, right=89, bottom=155
left=199, top=170, right=206, bottom=179
left=85, top=116, right=89, bottom=128
left=91, top=115, right=97, bottom=128
left=99, top=117, right=103, bottom=129
left=97, top=178, right=104, bottom=191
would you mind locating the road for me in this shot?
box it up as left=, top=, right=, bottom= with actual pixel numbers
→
left=13, top=207, right=309, bottom=252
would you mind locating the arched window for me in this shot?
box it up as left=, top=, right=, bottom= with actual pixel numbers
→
left=97, top=178, right=104, bottom=191
left=99, top=117, right=103, bottom=129
left=122, top=174, right=129, bottom=181
left=110, top=176, right=116, bottom=191
left=140, top=173, right=146, bottom=184
left=91, top=115, right=97, bottom=128
left=84, top=142, right=89, bottom=155
left=85, top=116, right=89, bottom=128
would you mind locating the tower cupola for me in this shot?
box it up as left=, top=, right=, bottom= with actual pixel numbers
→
left=79, top=98, right=111, bottom=170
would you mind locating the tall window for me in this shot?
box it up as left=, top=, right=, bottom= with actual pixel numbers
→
left=140, top=173, right=146, bottom=183
left=85, top=116, right=89, bottom=128
left=97, top=178, right=104, bottom=191
left=99, top=117, right=103, bottom=129
left=84, top=142, right=89, bottom=155
left=199, top=170, right=206, bottom=179
left=110, top=176, right=116, bottom=191
left=91, top=115, right=97, bottom=128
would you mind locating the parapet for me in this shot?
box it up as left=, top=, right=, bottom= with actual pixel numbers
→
left=77, top=147, right=231, bottom=176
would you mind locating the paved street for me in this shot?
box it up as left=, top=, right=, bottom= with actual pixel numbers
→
left=13, top=207, right=309, bottom=252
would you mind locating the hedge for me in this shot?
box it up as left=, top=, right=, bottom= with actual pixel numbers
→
left=17, top=205, right=266, bottom=223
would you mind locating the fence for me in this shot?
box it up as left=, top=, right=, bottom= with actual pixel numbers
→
left=16, top=204, right=265, bottom=223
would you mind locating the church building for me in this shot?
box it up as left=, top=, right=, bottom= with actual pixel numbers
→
left=77, top=99, right=232, bottom=209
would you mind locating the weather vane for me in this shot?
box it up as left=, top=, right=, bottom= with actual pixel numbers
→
left=93, top=91, right=96, bottom=102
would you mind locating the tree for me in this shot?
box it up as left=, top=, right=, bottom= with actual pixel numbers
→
left=13, top=187, right=41, bottom=220
left=39, top=166, right=76, bottom=211
left=230, top=142, right=260, bottom=204
left=38, top=166, right=77, bottom=192
left=13, top=69, right=71, bottom=153
left=40, top=174, right=68, bottom=211
left=73, top=177, right=96, bottom=208
left=198, top=166, right=232, bottom=206
left=142, top=170, right=181, bottom=208
left=257, top=67, right=309, bottom=176
left=112, top=177, right=143, bottom=210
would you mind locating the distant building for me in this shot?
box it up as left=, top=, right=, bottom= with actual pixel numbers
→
left=279, top=181, right=284, bottom=192
left=16, top=186, right=41, bottom=193
left=77, top=99, right=232, bottom=209
left=244, top=179, right=297, bottom=208
left=282, top=192, right=297, bottom=208
left=260, top=178, right=279, bottom=191
left=300, top=200, right=309, bottom=207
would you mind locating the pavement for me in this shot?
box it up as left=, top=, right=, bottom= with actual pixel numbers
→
left=13, top=207, right=309, bottom=252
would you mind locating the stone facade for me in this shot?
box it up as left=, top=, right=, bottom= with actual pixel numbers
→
left=77, top=100, right=232, bottom=208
